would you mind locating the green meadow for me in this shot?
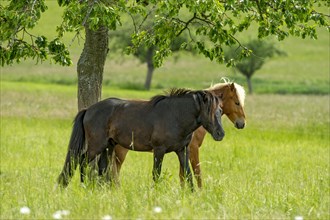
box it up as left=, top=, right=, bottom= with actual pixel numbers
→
left=1, top=81, right=329, bottom=219
left=1, top=1, right=329, bottom=219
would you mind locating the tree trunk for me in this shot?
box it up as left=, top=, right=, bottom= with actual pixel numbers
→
left=144, top=47, right=154, bottom=90
left=246, top=75, right=253, bottom=94
left=77, top=26, right=109, bottom=110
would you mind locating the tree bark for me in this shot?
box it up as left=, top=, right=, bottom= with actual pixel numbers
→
left=246, top=75, right=253, bottom=94
left=77, top=26, right=109, bottom=110
left=144, top=47, right=154, bottom=90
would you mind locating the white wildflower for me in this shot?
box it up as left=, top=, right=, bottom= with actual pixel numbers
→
left=102, top=215, right=112, bottom=220
left=295, top=216, right=303, bottom=220
left=153, top=206, right=162, bottom=213
left=52, top=211, right=62, bottom=219
left=53, top=210, right=70, bottom=219
left=20, top=206, right=31, bottom=215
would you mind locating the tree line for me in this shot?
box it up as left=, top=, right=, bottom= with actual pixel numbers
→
left=1, top=0, right=328, bottom=108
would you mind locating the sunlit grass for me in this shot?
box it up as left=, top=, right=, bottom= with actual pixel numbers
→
left=1, top=82, right=329, bottom=219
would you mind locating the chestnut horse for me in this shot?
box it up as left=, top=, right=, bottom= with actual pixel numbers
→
left=57, top=89, right=225, bottom=190
left=98, top=82, right=246, bottom=188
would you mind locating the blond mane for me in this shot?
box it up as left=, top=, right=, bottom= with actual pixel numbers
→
left=208, top=78, right=246, bottom=107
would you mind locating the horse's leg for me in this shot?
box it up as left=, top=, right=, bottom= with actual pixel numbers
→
left=113, top=145, right=129, bottom=185
left=98, top=149, right=108, bottom=176
left=79, top=152, right=88, bottom=184
left=96, top=149, right=111, bottom=183
left=189, top=144, right=201, bottom=188
left=176, top=146, right=194, bottom=191
left=179, top=141, right=200, bottom=187
left=102, top=145, right=118, bottom=185
left=96, top=144, right=127, bottom=186
left=79, top=152, right=99, bottom=185
left=152, top=147, right=166, bottom=183
left=79, top=134, right=113, bottom=185
left=188, top=127, right=207, bottom=188
left=179, top=133, right=202, bottom=188
left=109, top=148, right=118, bottom=185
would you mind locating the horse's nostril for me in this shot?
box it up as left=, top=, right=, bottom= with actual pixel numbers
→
left=218, top=130, right=224, bottom=137
left=235, top=121, right=245, bottom=129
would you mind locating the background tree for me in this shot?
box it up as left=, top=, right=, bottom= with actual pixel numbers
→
left=111, top=26, right=192, bottom=90
left=109, top=6, right=195, bottom=90
left=226, top=39, right=285, bottom=94
left=132, top=37, right=190, bottom=90
left=1, top=0, right=329, bottom=109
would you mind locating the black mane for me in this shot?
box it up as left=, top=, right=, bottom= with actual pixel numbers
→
left=167, top=88, right=192, bottom=96
left=149, top=88, right=194, bottom=106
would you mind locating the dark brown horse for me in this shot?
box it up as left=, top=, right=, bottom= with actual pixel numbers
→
left=57, top=89, right=225, bottom=189
left=99, top=82, right=246, bottom=188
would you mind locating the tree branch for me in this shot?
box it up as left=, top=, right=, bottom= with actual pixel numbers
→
left=82, top=0, right=98, bottom=27
left=254, top=0, right=264, bottom=20
left=229, top=33, right=248, bottom=52
left=175, top=13, right=197, bottom=36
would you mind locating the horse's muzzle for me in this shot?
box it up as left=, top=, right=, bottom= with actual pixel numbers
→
left=235, top=120, right=245, bottom=129
left=213, top=130, right=225, bottom=141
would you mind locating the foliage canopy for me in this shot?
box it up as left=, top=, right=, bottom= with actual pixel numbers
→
left=0, top=0, right=329, bottom=67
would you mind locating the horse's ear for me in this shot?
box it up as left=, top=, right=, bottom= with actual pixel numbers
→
left=230, top=83, right=235, bottom=92
left=196, top=91, right=212, bottom=110
left=202, top=91, right=211, bottom=103
left=193, top=93, right=202, bottom=112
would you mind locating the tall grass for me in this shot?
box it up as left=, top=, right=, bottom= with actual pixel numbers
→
left=1, top=82, right=329, bottom=219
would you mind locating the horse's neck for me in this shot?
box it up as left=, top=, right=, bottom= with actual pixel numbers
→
left=170, top=97, right=201, bottom=132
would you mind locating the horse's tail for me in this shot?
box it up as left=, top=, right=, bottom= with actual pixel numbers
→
left=57, top=109, right=87, bottom=188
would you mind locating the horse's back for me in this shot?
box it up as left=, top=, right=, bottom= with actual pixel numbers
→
left=82, top=95, right=199, bottom=151
left=83, top=98, right=125, bottom=136
left=103, top=97, right=188, bottom=150
left=108, top=100, right=156, bottom=150
left=84, top=98, right=122, bottom=120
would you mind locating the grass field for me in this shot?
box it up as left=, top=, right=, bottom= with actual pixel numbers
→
left=1, top=80, right=329, bottom=219
left=1, top=1, right=330, bottom=219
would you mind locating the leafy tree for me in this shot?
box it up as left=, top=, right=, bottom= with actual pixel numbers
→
left=111, top=23, right=192, bottom=90
left=226, top=39, right=285, bottom=94
left=1, top=0, right=329, bottom=110
left=0, top=1, right=71, bottom=66
left=132, top=36, right=191, bottom=90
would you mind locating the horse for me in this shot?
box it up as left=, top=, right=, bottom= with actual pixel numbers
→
left=57, top=88, right=225, bottom=190
left=98, top=82, right=246, bottom=188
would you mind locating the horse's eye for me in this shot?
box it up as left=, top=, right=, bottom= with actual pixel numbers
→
left=217, top=109, right=222, bottom=117
left=235, top=102, right=240, bottom=106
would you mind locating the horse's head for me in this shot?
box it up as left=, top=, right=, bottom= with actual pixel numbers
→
left=194, top=91, right=225, bottom=141
left=209, top=82, right=246, bottom=129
